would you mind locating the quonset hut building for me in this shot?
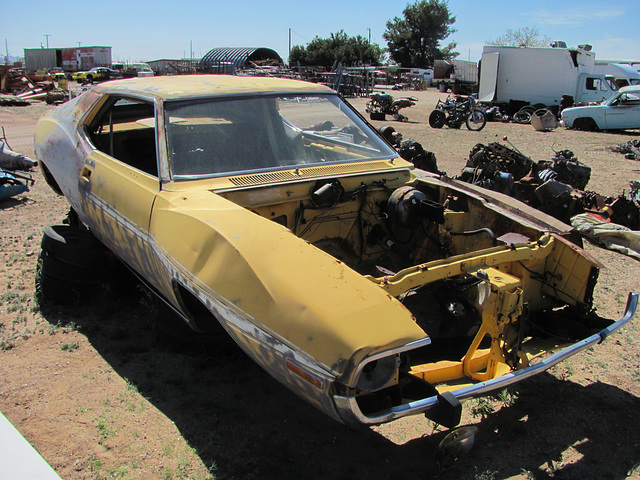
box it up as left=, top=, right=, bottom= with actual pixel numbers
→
left=198, top=47, right=284, bottom=74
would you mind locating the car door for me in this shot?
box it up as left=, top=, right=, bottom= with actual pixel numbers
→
left=604, top=92, right=640, bottom=129
left=79, top=95, right=161, bottom=279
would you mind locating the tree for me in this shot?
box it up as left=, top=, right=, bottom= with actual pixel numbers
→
left=486, top=27, right=552, bottom=48
left=383, top=0, right=458, bottom=68
left=289, top=31, right=385, bottom=69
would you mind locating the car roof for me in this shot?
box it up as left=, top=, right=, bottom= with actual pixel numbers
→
left=90, top=75, right=334, bottom=100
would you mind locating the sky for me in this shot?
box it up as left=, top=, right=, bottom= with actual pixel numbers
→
left=1, top=0, right=639, bottom=64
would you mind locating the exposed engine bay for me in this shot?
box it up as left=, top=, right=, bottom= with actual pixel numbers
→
left=220, top=170, right=604, bottom=400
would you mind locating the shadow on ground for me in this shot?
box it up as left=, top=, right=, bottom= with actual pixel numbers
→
left=40, top=286, right=640, bottom=480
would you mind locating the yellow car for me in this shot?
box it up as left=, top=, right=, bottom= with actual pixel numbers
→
left=34, top=75, right=637, bottom=427
left=71, top=67, right=119, bottom=83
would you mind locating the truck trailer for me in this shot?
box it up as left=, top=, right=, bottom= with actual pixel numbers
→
left=478, top=44, right=618, bottom=113
left=593, top=61, right=640, bottom=87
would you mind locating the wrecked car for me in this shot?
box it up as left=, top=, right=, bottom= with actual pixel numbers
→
left=561, top=85, right=640, bottom=130
left=34, top=75, right=638, bottom=428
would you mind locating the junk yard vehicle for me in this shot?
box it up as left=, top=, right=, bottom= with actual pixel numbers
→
left=34, top=75, right=637, bottom=428
left=479, top=44, right=619, bottom=114
left=561, top=85, right=640, bottom=131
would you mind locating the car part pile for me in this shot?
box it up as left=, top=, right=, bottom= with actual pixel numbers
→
left=0, top=132, right=36, bottom=201
left=611, top=139, right=640, bottom=160
left=456, top=140, right=640, bottom=228
left=376, top=125, right=441, bottom=174
left=366, top=92, right=418, bottom=121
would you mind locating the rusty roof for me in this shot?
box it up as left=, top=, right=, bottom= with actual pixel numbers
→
left=90, top=74, right=330, bottom=100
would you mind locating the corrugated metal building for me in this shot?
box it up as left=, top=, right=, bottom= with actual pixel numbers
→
left=199, top=47, right=283, bottom=73
left=24, top=46, right=112, bottom=72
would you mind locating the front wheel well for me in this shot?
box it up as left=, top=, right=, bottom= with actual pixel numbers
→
left=573, top=117, right=599, bottom=131
left=173, top=282, right=225, bottom=334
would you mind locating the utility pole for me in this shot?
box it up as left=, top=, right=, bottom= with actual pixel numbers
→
left=367, top=28, right=371, bottom=44
left=288, top=28, right=291, bottom=62
left=43, top=34, right=51, bottom=48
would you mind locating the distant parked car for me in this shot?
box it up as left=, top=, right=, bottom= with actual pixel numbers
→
left=72, top=67, right=120, bottom=83
left=561, top=85, right=640, bottom=130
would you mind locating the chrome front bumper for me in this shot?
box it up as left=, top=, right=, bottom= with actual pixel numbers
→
left=335, top=292, right=639, bottom=426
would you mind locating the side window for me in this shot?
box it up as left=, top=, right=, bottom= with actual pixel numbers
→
left=586, top=77, right=613, bottom=92
left=88, top=97, right=158, bottom=177
left=585, top=77, right=599, bottom=90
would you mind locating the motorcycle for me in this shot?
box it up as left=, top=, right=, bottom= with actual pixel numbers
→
left=429, top=94, right=487, bottom=131
left=366, top=92, right=418, bottom=122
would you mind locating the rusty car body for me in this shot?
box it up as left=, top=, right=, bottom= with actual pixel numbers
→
left=34, top=75, right=637, bottom=427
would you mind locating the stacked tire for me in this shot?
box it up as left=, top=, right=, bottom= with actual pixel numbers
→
left=36, top=225, right=130, bottom=305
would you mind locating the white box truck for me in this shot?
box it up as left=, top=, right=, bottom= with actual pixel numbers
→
left=593, top=61, right=640, bottom=87
left=478, top=44, right=618, bottom=112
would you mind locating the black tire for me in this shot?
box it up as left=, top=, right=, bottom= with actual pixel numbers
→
left=40, top=225, right=113, bottom=268
left=36, top=225, right=134, bottom=306
left=36, top=250, right=113, bottom=305
left=370, top=111, right=386, bottom=121
left=466, top=111, right=487, bottom=131
left=519, top=105, right=536, bottom=114
left=514, top=110, right=532, bottom=124
left=429, top=109, right=446, bottom=129
left=377, top=125, right=397, bottom=144
left=38, top=248, right=122, bottom=283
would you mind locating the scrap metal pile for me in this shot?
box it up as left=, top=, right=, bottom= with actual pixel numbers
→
left=0, top=66, right=66, bottom=106
left=611, top=140, right=640, bottom=160
left=366, top=92, right=418, bottom=121
left=456, top=140, right=639, bottom=229
left=0, top=130, right=36, bottom=201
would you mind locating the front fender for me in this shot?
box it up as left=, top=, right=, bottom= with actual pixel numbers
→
left=150, top=190, right=427, bottom=377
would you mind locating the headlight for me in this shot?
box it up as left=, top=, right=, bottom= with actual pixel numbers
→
left=356, top=355, right=399, bottom=392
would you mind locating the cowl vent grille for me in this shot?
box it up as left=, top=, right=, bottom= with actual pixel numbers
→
left=229, top=161, right=399, bottom=187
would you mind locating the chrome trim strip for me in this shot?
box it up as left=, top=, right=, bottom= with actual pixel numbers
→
left=335, top=292, right=638, bottom=425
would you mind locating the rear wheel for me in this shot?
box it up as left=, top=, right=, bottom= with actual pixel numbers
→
left=429, top=109, right=446, bottom=128
left=466, top=111, right=487, bottom=131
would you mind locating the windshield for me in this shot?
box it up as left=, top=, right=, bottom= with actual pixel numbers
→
left=165, top=93, right=397, bottom=179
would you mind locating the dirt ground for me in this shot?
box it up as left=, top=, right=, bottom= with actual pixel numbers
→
left=1, top=87, right=640, bottom=480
